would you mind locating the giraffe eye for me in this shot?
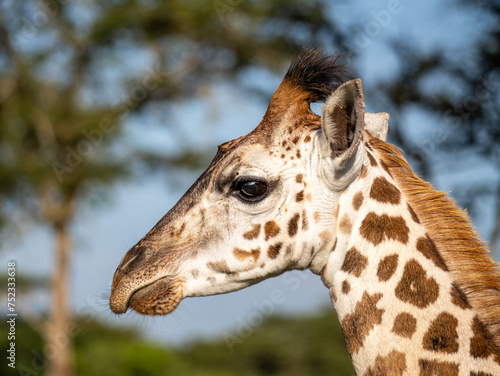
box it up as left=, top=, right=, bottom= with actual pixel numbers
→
left=235, top=180, right=268, bottom=201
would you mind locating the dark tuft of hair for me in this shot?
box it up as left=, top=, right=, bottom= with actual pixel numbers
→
left=284, top=48, right=349, bottom=103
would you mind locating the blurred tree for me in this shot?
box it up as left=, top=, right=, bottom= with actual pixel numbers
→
left=0, top=1, right=348, bottom=375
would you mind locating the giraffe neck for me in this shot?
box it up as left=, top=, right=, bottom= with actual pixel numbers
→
left=319, top=140, right=500, bottom=375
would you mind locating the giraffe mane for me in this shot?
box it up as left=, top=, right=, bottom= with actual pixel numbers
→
left=368, top=133, right=500, bottom=348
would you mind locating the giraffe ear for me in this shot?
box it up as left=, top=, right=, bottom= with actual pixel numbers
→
left=320, top=78, right=365, bottom=163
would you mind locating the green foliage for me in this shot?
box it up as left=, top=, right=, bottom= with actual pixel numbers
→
left=0, top=319, right=44, bottom=376
left=2, top=310, right=354, bottom=376
left=183, top=310, right=354, bottom=376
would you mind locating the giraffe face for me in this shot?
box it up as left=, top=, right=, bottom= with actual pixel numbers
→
left=109, top=74, right=367, bottom=316
left=109, top=128, right=331, bottom=315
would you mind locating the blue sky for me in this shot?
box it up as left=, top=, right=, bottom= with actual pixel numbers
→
left=2, top=0, right=498, bottom=347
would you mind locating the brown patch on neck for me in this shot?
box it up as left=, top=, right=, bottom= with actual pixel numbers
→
left=369, top=134, right=500, bottom=349
left=422, top=312, right=459, bottom=354
left=470, top=317, right=500, bottom=365
left=377, top=254, right=399, bottom=282
left=352, top=191, right=364, bottom=210
left=418, top=359, right=459, bottom=376
left=416, top=235, right=448, bottom=271
left=359, top=212, right=409, bottom=246
left=341, top=292, right=385, bottom=354
left=391, top=312, right=417, bottom=339
left=341, top=247, right=368, bottom=277
left=395, top=259, right=439, bottom=308
left=364, top=350, right=407, bottom=376
left=288, top=213, right=300, bottom=237
left=339, top=214, right=353, bottom=234
left=450, top=283, right=472, bottom=309
left=369, top=176, right=401, bottom=204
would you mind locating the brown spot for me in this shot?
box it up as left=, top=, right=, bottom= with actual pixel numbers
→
left=319, top=230, right=331, bottom=247
left=341, top=292, right=385, bottom=354
left=330, top=239, right=337, bottom=253
left=329, top=287, right=337, bottom=302
left=391, top=312, right=417, bottom=339
left=369, top=176, right=401, bottom=204
left=363, top=350, right=407, bottom=376
left=267, top=243, right=283, bottom=259
left=264, top=221, right=280, bottom=240
left=301, top=210, right=308, bottom=231
left=207, top=260, right=236, bottom=275
left=339, top=214, right=352, bottom=234
left=470, top=372, right=494, bottom=376
left=288, top=213, right=300, bottom=237
left=380, top=159, right=393, bottom=178
left=176, top=223, right=186, bottom=236
left=243, top=224, right=261, bottom=240
left=304, top=135, right=311, bottom=143
left=365, top=142, right=374, bottom=151
left=359, top=164, right=367, bottom=179
left=395, top=259, right=439, bottom=308
left=407, top=203, right=420, bottom=224
left=367, top=151, right=378, bottom=166
left=295, top=174, right=303, bottom=183
left=341, top=247, right=368, bottom=278
left=233, top=248, right=260, bottom=263
left=377, top=254, right=399, bottom=282
left=313, top=211, right=320, bottom=223
left=206, top=276, right=216, bottom=285
left=423, top=312, right=459, bottom=353
left=450, top=283, right=471, bottom=309
left=295, top=190, right=304, bottom=202
left=352, top=192, right=364, bottom=211
left=292, top=136, right=299, bottom=144
left=281, top=154, right=285, bottom=159
left=470, top=316, right=500, bottom=364
left=191, top=269, right=199, bottom=278
left=296, top=150, right=301, bottom=159
left=332, top=205, right=339, bottom=219
left=416, top=235, right=448, bottom=271
left=418, top=359, right=459, bottom=376
left=342, top=280, right=351, bottom=294
left=360, top=212, right=410, bottom=246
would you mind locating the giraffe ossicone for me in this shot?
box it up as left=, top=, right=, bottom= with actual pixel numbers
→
left=110, top=49, right=500, bottom=375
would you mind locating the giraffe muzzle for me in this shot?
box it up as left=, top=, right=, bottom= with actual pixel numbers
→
left=109, top=274, right=184, bottom=315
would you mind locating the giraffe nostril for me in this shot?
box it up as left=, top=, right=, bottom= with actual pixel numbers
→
left=119, top=246, right=153, bottom=274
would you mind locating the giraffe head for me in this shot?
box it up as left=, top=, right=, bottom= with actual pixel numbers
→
left=109, top=50, right=388, bottom=315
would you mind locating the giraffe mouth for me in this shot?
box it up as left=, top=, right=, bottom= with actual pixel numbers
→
left=109, top=276, right=184, bottom=316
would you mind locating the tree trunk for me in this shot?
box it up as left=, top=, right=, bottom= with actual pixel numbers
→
left=46, top=221, right=74, bottom=376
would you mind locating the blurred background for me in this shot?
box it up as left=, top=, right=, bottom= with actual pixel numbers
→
left=1, top=0, right=499, bottom=375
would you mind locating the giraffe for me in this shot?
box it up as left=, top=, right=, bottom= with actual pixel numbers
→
left=109, top=49, right=500, bottom=375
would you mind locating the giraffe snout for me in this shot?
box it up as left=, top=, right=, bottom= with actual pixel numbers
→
left=118, top=245, right=153, bottom=275
left=111, top=245, right=153, bottom=290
